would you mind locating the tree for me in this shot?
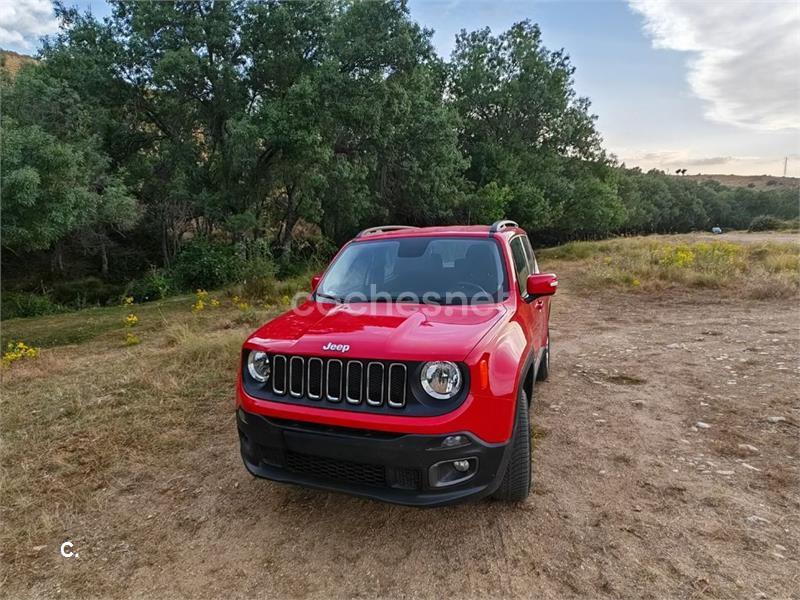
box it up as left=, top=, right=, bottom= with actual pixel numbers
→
left=1, top=54, right=139, bottom=272
left=449, top=21, right=619, bottom=239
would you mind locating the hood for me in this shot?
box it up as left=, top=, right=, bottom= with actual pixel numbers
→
left=246, top=301, right=508, bottom=362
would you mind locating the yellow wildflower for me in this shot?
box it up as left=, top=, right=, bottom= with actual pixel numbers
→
left=1, top=340, right=40, bottom=367
left=124, top=332, right=141, bottom=346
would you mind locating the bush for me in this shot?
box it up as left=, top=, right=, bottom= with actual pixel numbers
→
left=749, top=215, right=783, bottom=231
left=170, top=238, right=241, bottom=290
left=50, top=277, right=124, bottom=308
left=124, top=268, right=172, bottom=303
left=1, top=292, right=65, bottom=320
left=237, top=245, right=278, bottom=299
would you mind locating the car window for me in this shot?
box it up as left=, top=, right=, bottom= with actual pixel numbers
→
left=509, top=237, right=531, bottom=295
left=521, top=236, right=539, bottom=274
left=318, top=237, right=509, bottom=304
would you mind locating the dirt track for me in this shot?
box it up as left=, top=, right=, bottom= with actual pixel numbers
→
left=8, top=264, right=800, bottom=599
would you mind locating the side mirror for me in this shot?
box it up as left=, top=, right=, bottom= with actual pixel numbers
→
left=526, top=273, right=558, bottom=297
left=310, top=274, right=322, bottom=291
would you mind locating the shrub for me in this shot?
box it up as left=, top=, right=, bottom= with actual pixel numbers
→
left=238, top=252, right=278, bottom=300
left=124, top=268, right=172, bottom=303
left=170, top=239, right=241, bottom=290
left=1, top=292, right=65, bottom=320
left=657, top=245, right=696, bottom=268
left=749, top=215, right=783, bottom=231
left=51, top=277, right=124, bottom=308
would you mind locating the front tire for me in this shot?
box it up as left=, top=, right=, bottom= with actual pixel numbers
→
left=493, top=390, right=532, bottom=502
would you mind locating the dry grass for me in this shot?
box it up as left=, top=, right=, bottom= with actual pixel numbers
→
left=538, top=234, right=800, bottom=298
left=0, top=296, right=280, bottom=589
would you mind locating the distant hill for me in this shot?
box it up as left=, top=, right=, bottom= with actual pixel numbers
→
left=0, top=49, right=37, bottom=76
left=683, top=173, right=799, bottom=191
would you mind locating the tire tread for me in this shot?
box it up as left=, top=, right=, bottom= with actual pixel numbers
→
left=493, top=390, right=531, bottom=502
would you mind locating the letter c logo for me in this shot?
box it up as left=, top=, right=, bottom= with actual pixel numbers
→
left=61, top=541, right=75, bottom=558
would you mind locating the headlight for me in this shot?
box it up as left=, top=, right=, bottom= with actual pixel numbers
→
left=247, top=351, right=270, bottom=383
left=420, top=361, right=462, bottom=399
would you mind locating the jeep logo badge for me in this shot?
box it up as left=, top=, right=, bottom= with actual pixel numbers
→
left=323, top=342, right=350, bottom=353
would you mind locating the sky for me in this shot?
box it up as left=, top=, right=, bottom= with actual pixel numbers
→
left=1, top=0, right=798, bottom=177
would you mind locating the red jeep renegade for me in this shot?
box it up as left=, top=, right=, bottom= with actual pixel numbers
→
left=236, top=220, right=557, bottom=506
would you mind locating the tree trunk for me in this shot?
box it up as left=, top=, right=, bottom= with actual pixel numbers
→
left=280, top=220, right=295, bottom=256
left=51, top=241, right=65, bottom=276
left=161, top=221, right=171, bottom=268
left=100, top=238, right=109, bottom=277
left=277, top=185, right=300, bottom=256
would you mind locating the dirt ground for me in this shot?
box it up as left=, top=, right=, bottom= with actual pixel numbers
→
left=3, top=259, right=799, bottom=599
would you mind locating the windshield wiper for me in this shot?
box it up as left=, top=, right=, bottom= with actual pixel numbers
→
left=315, top=292, right=344, bottom=304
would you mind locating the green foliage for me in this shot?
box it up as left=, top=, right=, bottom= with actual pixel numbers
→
left=124, top=268, right=173, bottom=303
left=1, top=118, right=104, bottom=251
left=449, top=21, right=620, bottom=239
left=1, top=292, right=66, bottom=320
left=1, top=64, right=139, bottom=253
left=749, top=215, right=784, bottom=231
left=169, top=239, right=241, bottom=291
left=2, top=2, right=798, bottom=310
left=50, top=277, right=124, bottom=308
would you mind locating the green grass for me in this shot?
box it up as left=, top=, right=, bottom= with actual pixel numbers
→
left=1, top=269, right=316, bottom=350
left=0, top=294, right=195, bottom=349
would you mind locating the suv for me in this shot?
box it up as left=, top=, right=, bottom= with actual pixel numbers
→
left=236, top=221, right=557, bottom=505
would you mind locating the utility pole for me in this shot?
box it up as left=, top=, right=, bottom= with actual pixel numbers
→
left=784, top=156, right=788, bottom=178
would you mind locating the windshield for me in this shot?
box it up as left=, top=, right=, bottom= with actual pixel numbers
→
left=317, top=237, right=509, bottom=304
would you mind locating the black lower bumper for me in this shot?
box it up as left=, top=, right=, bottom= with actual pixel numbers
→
left=237, top=409, right=510, bottom=507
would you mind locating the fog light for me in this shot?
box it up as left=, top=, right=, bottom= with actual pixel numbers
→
left=453, top=459, right=470, bottom=472
left=441, top=435, right=468, bottom=448
left=428, top=457, right=479, bottom=488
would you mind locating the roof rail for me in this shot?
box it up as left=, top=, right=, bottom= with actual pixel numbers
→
left=489, top=220, right=519, bottom=233
left=356, top=225, right=418, bottom=238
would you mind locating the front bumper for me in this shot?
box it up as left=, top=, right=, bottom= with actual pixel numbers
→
left=237, top=408, right=511, bottom=506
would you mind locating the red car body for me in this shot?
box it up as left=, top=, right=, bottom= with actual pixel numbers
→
left=236, top=222, right=556, bottom=505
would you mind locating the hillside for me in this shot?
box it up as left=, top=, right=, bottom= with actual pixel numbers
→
left=684, top=173, right=799, bottom=191
left=0, top=50, right=36, bottom=76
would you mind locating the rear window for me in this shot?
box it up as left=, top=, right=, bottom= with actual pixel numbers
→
left=317, top=237, right=509, bottom=304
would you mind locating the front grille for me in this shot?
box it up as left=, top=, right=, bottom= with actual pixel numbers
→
left=270, top=355, right=408, bottom=408
left=391, top=467, right=422, bottom=490
left=285, top=450, right=387, bottom=487
left=284, top=450, right=421, bottom=490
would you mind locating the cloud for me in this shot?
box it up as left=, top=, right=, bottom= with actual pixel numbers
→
left=628, top=0, right=800, bottom=131
left=621, top=150, right=743, bottom=167
left=0, top=0, right=59, bottom=51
